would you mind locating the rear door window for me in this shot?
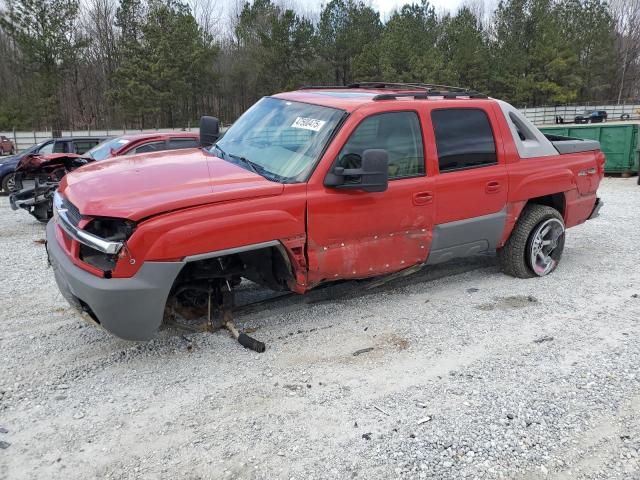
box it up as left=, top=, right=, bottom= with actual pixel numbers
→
left=431, top=109, right=497, bottom=173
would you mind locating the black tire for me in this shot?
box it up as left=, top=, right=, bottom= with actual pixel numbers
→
left=498, top=204, right=565, bottom=279
left=1, top=173, right=15, bottom=194
left=10, top=147, right=14, bottom=155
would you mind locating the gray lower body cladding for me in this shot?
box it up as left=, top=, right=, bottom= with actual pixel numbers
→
left=426, top=209, right=507, bottom=265
left=46, top=220, right=185, bottom=341
left=588, top=197, right=603, bottom=220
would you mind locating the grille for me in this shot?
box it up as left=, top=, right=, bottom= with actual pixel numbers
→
left=61, top=197, right=82, bottom=227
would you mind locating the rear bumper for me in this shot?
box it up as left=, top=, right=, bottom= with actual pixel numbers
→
left=588, top=197, right=603, bottom=220
left=45, top=220, right=185, bottom=341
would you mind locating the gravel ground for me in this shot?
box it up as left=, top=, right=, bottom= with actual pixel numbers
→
left=1, top=177, right=639, bottom=480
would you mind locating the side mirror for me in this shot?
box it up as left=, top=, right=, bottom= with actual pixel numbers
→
left=199, top=116, right=220, bottom=148
left=324, top=149, right=389, bottom=193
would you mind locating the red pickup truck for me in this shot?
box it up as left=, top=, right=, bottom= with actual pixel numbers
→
left=45, top=83, right=604, bottom=342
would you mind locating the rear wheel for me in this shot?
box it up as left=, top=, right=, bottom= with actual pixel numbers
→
left=499, top=204, right=565, bottom=279
left=1, top=173, right=15, bottom=193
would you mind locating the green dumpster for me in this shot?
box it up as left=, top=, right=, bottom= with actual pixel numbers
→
left=540, top=123, right=639, bottom=174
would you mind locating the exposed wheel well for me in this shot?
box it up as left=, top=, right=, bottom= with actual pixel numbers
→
left=169, top=244, right=295, bottom=303
left=526, top=193, right=566, bottom=218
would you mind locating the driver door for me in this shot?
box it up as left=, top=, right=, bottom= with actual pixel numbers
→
left=306, top=110, right=435, bottom=284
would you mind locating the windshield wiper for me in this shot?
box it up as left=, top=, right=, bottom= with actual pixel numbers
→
left=214, top=144, right=266, bottom=177
left=214, top=144, right=283, bottom=181
left=228, top=152, right=261, bottom=176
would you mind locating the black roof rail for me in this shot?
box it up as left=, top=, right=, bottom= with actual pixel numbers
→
left=298, top=85, right=353, bottom=90
left=298, top=82, right=487, bottom=99
left=372, top=91, right=488, bottom=101
left=351, top=82, right=480, bottom=92
left=299, top=81, right=479, bottom=92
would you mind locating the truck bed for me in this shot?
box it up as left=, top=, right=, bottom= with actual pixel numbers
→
left=544, top=134, right=601, bottom=154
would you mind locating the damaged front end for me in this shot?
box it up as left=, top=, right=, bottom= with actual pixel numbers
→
left=10, top=153, right=91, bottom=222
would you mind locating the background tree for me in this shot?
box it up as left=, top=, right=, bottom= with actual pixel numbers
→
left=0, top=0, right=84, bottom=129
left=378, top=2, right=441, bottom=82
left=0, top=0, right=638, bottom=130
left=318, top=0, right=382, bottom=84
left=439, top=7, right=489, bottom=90
left=109, top=0, right=217, bottom=127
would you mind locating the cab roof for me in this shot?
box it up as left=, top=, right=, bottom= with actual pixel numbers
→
left=273, top=82, right=489, bottom=112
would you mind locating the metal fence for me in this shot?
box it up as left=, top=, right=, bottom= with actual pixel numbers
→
left=0, top=127, right=200, bottom=153
left=520, top=104, right=640, bottom=126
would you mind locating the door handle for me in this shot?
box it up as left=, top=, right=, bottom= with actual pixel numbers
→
left=485, top=181, right=502, bottom=194
left=413, top=191, right=433, bottom=205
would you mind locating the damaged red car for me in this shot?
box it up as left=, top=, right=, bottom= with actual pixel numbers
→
left=45, top=83, right=604, bottom=348
left=10, top=132, right=199, bottom=221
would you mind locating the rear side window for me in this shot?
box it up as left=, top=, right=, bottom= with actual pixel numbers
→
left=129, top=141, right=166, bottom=154
left=337, top=111, right=425, bottom=180
left=431, top=109, right=497, bottom=172
left=53, top=141, right=68, bottom=153
left=73, top=140, right=99, bottom=154
left=168, top=138, right=199, bottom=149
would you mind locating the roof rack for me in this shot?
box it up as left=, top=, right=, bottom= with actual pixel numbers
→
left=298, top=82, right=487, bottom=100
left=373, top=91, right=488, bottom=100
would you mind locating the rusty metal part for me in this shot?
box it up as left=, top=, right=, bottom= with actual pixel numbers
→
left=224, top=318, right=266, bottom=353
left=219, top=287, right=265, bottom=352
left=165, top=282, right=266, bottom=352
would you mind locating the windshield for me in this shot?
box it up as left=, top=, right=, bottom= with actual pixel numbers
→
left=85, top=137, right=131, bottom=160
left=213, top=97, right=344, bottom=182
left=19, top=141, right=46, bottom=154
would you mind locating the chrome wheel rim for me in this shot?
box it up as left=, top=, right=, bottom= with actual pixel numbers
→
left=6, top=174, right=15, bottom=191
left=529, top=218, right=564, bottom=276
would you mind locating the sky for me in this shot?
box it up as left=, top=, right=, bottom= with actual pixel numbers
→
left=370, top=0, right=464, bottom=16
left=298, top=0, right=466, bottom=19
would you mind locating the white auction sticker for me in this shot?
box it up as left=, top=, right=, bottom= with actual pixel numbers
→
left=291, top=117, right=326, bottom=132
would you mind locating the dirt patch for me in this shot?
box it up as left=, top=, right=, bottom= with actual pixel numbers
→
left=476, top=295, right=538, bottom=311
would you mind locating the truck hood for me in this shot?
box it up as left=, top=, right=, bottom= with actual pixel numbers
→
left=60, top=149, right=284, bottom=221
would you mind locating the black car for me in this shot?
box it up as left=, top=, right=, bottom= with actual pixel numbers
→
left=574, top=110, right=608, bottom=124
left=0, top=137, right=105, bottom=193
